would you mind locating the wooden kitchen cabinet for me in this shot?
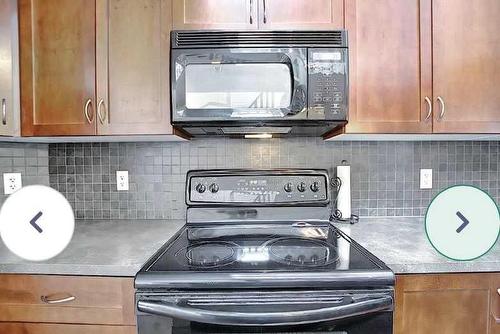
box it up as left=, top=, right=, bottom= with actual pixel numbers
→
left=19, top=0, right=174, bottom=137
left=344, top=0, right=432, bottom=134
left=19, top=0, right=97, bottom=136
left=395, top=273, right=500, bottom=334
left=173, top=0, right=343, bottom=30
left=0, top=274, right=135, bottom=325
left=492, top=278, right=500, bottom=334
left=0, top=274, right=135, bottom=333
left=0, top=323, right=137, bottom=334
left=259, top=0, right=344, bottom=30
left=342, top=0, right=500, bottom=136
left=0, top=0, right=20, bottom=136
left=432, top=0, right=500, bottom=133
left=172, top=0, right=257, bottom=30
left=96, top=0, right=173, bottom=135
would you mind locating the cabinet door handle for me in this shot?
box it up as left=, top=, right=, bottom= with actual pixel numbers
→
left=424, top=96, right=432, bottom=121
left=97, top=99, right=107, bottom=124
left=249, top=0, right=253, bottom=24
left=41, top=294, right=76, bottom=304
left=84, top=98, right=93, bottom=124
left=1, top=98, right=6, bottom=125
left=262, top=0, right=267, bottom=24
left=437, top=96, right=445, bottom=120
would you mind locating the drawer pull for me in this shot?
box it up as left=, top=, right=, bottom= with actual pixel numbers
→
left=41, top=294, right=76, bottom=304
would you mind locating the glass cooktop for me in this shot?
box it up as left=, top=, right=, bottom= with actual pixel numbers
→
left=144, top=224, right=384, bottom=273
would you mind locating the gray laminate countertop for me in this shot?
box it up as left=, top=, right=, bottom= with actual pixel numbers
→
left=334, top=217, right=500, bottom=274
left=0, top=219, right=185, bottom=277
left=0, top=217, right=498, bottom=277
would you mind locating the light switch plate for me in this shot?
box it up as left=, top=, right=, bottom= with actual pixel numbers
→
left=420, top=169, right=432, bottom=189
left=116, top=171, right=129, bottom=191
left=3, top=173, right=22, bottom=195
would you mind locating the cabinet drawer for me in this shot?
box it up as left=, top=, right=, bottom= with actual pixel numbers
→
left=0, top=275, right=135, bottom=325
left=0, top=323, right=136, bottom=334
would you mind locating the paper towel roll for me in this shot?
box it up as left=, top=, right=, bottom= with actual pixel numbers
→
left=336, top=165, right=351, bottom=219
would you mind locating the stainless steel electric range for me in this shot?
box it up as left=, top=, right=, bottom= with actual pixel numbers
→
left=135, top=169, right=394, bottom=334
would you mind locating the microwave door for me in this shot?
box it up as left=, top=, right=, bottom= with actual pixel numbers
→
left=171, top=48, right=308, bottom=122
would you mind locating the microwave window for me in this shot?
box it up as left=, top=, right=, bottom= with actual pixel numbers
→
left=185, top=64, right=292, bottom=110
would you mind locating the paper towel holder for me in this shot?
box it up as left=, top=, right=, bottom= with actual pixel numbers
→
left=330, top=162, right=359, bottom=224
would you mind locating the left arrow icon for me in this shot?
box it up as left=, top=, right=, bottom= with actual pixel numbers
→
left=29, top=211, right=43, bottom=233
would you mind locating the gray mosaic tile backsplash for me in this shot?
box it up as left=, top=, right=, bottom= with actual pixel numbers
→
left=47, top=139, right=499, bottom=220
left=0, top=143, right=49, bottom=203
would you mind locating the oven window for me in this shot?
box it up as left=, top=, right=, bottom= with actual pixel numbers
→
left=185, top=63, right=292, bottom=111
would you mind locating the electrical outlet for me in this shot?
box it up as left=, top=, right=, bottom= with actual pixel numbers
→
left=116, top=171, right=129, bottom=191
left=420, top=169, right=432, bottom=189
left=3, top=173, right=22, bottom=195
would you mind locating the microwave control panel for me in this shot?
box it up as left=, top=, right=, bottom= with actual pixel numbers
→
left=307, top=48, right=348, bottom=120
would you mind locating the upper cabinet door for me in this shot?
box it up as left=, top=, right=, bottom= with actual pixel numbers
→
left=96, top=0, right=173, bottom=135
left=173, top=0, right=257, bottom=30
left=0, top=0, right=20, bottom=136
left=433, top=0, right=500, bottom=133
left=345, top=0, right=432, bottom=133
left=258, top=0, right=344, bottom=30
left=19, top=0, right=96, bottom=136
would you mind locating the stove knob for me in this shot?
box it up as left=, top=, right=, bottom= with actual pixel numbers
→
left=195, top=183, right=206, bottom=193
left=310, top=181, right=320, bottom=192
left=284, top=182, right=293, bottom=193
left=209, top=183, right=219, bottom=193
left=297, top=182, right=306, bottom=192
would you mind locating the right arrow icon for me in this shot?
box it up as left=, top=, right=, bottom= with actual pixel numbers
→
left=455, top=211, right=470, bottom=233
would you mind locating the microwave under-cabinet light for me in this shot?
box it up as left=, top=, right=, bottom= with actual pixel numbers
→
left=244, top=133, right=273, bottom=139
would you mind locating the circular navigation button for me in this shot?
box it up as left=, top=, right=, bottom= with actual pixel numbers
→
left=0, top=185, right=74, bottom=261
left=425, top=185, right=499, bottom=261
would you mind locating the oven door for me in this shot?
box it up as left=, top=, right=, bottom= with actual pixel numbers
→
left=171, top=48, right=308, bottom=123
left=136, top=290, right=393, bottom=334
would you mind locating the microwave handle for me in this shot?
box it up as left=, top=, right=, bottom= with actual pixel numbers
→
left=137, top=296, right=392, bottom=326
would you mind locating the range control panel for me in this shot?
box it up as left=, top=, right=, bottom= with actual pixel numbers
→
left=187, top=170, right=329, bottom=206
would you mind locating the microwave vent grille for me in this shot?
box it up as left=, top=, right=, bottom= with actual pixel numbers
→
left=172, top=30, right=347, bottom=48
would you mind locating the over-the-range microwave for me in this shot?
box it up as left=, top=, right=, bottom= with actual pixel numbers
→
left=170, top=30, right=348, bottom=138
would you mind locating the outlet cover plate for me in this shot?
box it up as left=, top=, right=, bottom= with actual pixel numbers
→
left=3, top=173, right=22, bottom=195
left=116, top=171, right=129, bottom=191
left=420, top=169, right=432, bottom=189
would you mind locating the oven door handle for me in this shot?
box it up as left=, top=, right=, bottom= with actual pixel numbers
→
left=137, top=296, right=392, bottom=326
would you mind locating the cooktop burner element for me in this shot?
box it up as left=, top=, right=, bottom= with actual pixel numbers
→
left=180, top=241, right=237, bottom=268
left=266, top=237, right=339, bottom=267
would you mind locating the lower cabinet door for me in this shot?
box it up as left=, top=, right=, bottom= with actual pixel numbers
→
left=492, top=279, right=500, bottom=334
left=395, top=274, right=492, bottom=334
left=0, top=323, right=136, bottom=334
